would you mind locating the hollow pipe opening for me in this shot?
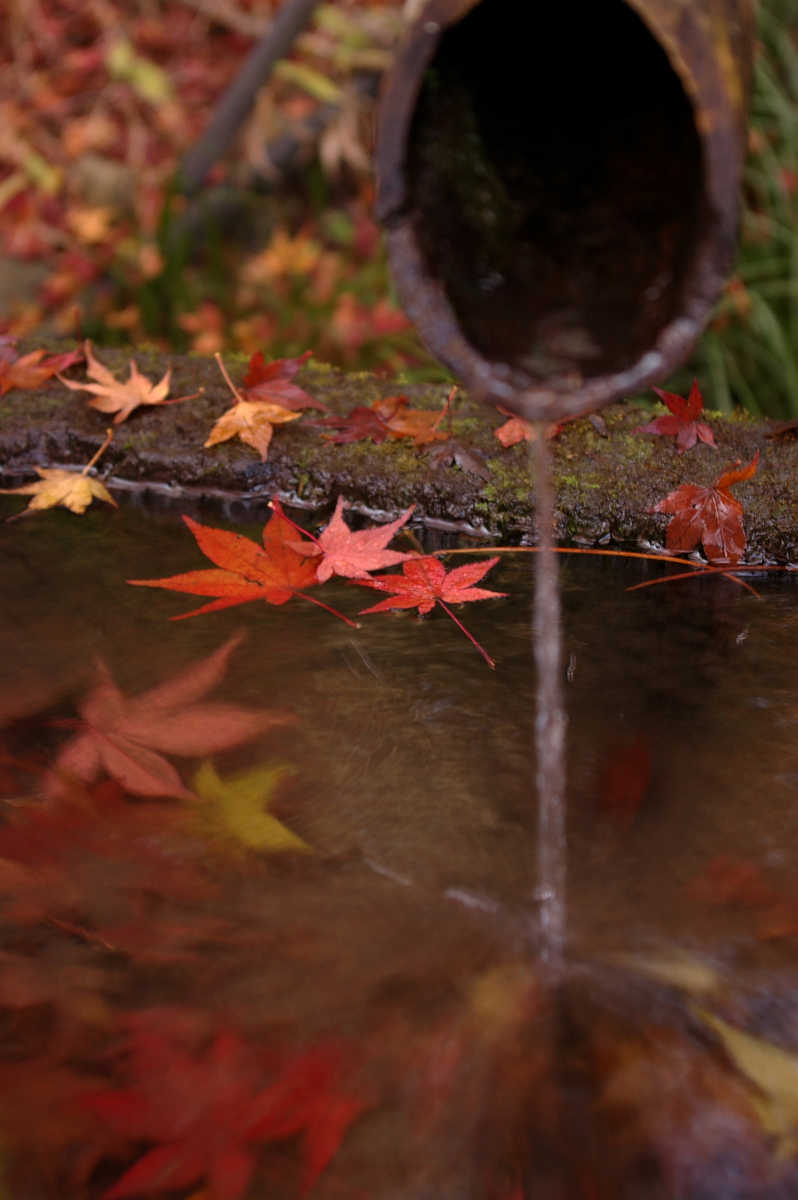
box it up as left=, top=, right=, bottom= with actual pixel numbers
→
left=378, top=0, right=751, bottom=420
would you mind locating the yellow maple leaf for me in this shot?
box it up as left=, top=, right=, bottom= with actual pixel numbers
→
left=695, top=1007, right=798, bottom=1158
left=190, top=760, right=310, bottom=853
left=59, top=340, right=198, bottom=424
left=204, top=399, right=301, bottom=460
left=0, top=429, right=117, bottom=519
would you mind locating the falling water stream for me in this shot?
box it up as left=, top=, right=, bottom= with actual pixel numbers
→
left=531, top=431, right=567, bottom=967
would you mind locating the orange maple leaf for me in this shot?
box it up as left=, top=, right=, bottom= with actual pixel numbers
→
left=0, top=344, right=82, bottom=395
left=129, top=499, right=356, bottom=624
left=59, top=340, right=198, bottom=423
left=204, top=353, right=304, bottom=460
left=46, top=632, right=290, bottom=800
left=371, top=391, right=452, bottom=446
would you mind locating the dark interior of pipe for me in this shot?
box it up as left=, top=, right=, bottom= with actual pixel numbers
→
left=406, top=0, right=706, bottom=386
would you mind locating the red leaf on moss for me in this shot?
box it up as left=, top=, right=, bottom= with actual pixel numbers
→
left=240, top=350, right=324, bottom=410
left=636, top=379, right=717, bottom=453
left=315, top=404, right=391, bottom=444
left=652, top=450, right=760, bottom=564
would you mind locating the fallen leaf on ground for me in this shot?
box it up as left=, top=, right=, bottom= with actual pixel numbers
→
left=636, top=380, right=717, bottom=453
left=47, top=633, right=290, bottom=799
left=204, top=352, right=305, bottom=460
left=652, top=450, right=760, bottom=564
left=129, top=500, right=354, bottom=624
left=59, top=340, right=198, bottom=424
left=372, top=392, right=451, bottom=446
left=311, top=496, right=414, bottom=582
left=0, top=428, right=116, bottom=518
left=0, top=344, right=83, bottom=394
left=493, top=408, right=564, bottom=448
left=239, top=349, right=324, bottom=410
left=357, top=556, right=505, bottom=667
left=314, top=404, right=392, bottom=444
left=191, top=760, right=310, bottom=853
left=314, top=389, right=452, bottom=447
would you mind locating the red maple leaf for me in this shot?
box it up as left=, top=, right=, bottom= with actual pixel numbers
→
left=635, top=379, right=717, bottom=453
left=85, top=1024, right=369, bottom=1200
left=311, top=496, right=415, bottom=582
left=314, top=390, right=452, bottom=447
left=357, top=556, right=505, bottom=667
left=0, top=779, right=210, bottom=929
left=314, top=404, right=392, bottom=444
left=652, top=450, right=759, bottom=564
left=47, top=632, right=290, bottom=798
left=129, top=500, right=354, bottom=624
left=240, top=350, right=324, bottom=411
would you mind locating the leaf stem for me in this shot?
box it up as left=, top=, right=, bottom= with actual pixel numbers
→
left=435, top=598, right=495, bottom=669
left=214, top=352, right=246, bottom=404
left=81, top=427, right=114, bottom=474
left=294, top=590, right=360, bottom=627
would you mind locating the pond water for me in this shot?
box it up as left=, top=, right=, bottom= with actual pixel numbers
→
left=2, top=493, right=798, bottom=1198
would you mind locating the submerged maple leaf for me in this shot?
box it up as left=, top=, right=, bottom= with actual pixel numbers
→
left=652, top=450, right=760, bottom=564
left=86, top=1025, right=369, bottom=1200
left=0, top=428, right=116, bottom=518
left=0, top=344, right=82, bottom=395
left=129, top=500, right=354, bottom=624
left=59, top=340, right=197, bottom=424
left=311, top=496, right=414, bottom=582
left=358, top=556, right=505, bottom=667
left=47, top=632, right=290, bottom=799
left=191, top=759, right=310, bottom=853
left=636, top=379, right=717, bottom=453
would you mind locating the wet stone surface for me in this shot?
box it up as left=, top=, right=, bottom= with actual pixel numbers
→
left=1, top=347, right=797, bottom=559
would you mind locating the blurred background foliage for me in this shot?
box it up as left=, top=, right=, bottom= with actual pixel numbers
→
left=0, top=0, right=795, bottom=412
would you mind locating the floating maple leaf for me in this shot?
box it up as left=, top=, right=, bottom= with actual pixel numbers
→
left=652, top=450, right=760, bottom=564
left=129, top=500, right=355, bottom=624
left=0, top=428, right=116, bottom=518
left=311, top=496, right=415, bottom=582
left=358, top=556, right=505, bottom=667
left=635, top=380, right=717, bottom=453
left=47, top=632, right=290, bottom=799
left=0, top=344, right=82, bottom=395
left=85, top=1024, right=370, bottom=1200
left=59, top=340, right=198, bottom=424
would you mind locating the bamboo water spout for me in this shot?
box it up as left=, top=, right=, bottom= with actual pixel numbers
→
left=376, top=0, right=755, bottom=422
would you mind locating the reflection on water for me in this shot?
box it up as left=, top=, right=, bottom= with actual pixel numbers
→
left=2, top=496, right=798, bottom=1197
